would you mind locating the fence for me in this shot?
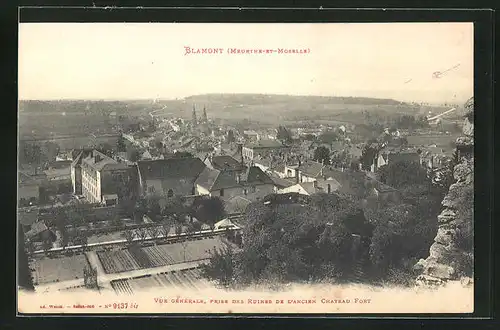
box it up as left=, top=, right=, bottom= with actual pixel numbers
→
left=32, top=225, right=241, bottom=255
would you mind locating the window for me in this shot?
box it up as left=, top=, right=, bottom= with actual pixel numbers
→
left=327, top=184, right=331, bottom=194
left=220, top=189, right=224, bottom=197
left=251, top=186, right=256, bottom=193
left=167, top=189, right=174, bottom=198
left=243, top=189, right=248, bottom=195
left=287, top=169, right=292, bottom=177
left=148, top=186, right=155, bottom=193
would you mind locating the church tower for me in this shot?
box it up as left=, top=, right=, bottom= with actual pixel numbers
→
left=192, top=105, right=198, bottom=126
left=202, top=106, right=208, bottom=123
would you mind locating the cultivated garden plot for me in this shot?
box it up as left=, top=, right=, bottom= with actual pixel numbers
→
left=111, top=268, right=212, bottom=295
left=31, top=254, right=89, bottom=285
left=97, top=238, right=228, bottom=274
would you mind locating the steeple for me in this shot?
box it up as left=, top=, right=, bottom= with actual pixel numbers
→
left=202, top=105, right=208, bottom=123
left=192, top=104, right=198, bottom=126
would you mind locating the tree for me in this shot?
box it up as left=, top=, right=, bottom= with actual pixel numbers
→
left=276, top=126, right=293, bottom=144
left=190, top=221, right=202, bottom=233
left=174, top=224, right=183, bottom=236
left=154, top=138, right=163, bottom=150
left=185, top=223, right=197, bottom=236
left=203, top=192, right=371, bottom=287
left=172, top=151, right=194, bottom=158
left=149, top=226, right=161, bottom=241
left=302, top=134, right=316, bottom=141
left=111, top=214, right=124, bottom=228
left=201, top=243, right=235, bottom=288
left=226, top=130, right=236, bottom=143
left=43, top=141, right=60, bottom=162
left=123, top=229, right=135, bottom=245
left=194, top=197, right=226, bottom=228
left=133, top=198, right=147, bottom=223
left=25, top=239, right=35, bottom=256
left=359, top=141, right=381, bottom=171
left=18, top=227, right=35, bottom=291
left=117, top=135, right=126, bottom=152
left=96, top=143, right=114, bottom=157
left=127, top=147, right=141, bottom=162
left=136, top=227, right=149, bottom=243
left=146, top=196, right=161, bottom=221
left=367, top=203, right=436, bottom=279
left=313, top=146, right=331, bottom=165
left=180, top=240, right=189, bottom=262
left=318, top=131, right=340, bottom=144
left=42, top=239, right=52, bottom=255
left=377, top=160, right=428, bottom=189
left=160, top=218, right=172, bottom=238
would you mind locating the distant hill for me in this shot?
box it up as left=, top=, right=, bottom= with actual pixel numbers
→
left=18, top=94, right=449, bottom=137
left=183, top=93, right=411, bottom=107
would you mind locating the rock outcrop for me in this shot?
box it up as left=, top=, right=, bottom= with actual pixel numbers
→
left=415, top=97, right=474, bottom=287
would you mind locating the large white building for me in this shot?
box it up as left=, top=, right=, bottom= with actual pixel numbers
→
left=80, top=150, right=130, bottom=205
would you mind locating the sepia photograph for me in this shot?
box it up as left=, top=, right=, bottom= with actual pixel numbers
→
left=17, top=22, right=474, bottom=314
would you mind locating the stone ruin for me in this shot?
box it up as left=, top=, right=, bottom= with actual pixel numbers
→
left=414, top=96, right=474, bottom=288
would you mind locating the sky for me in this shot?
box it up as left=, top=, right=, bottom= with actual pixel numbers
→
left=18, top=23, right=473, bottom=104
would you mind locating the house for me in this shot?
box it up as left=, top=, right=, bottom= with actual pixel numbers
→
left=18, top=172, right=42, bottom=206
left=253, top=157, right=273, bottom=173
left=141, top=150, right=153, bottom=160
left=419, top=147, right=447, bottom=169
left=243, top=130, right=260, bottom=141
left=80, top=150, right=131, bottom=205
left=195, top=166, right=274, bottom=201
left=281, top=164, right=300, bottom=179
left=269, top=175, right=296, bottom=192
left=137, top=157, right=206, bottom=198
left=277, top=179, right=342, bottom=196
left=18, top=209, right=38, bottom=233
left=370, top=153, right=389, bottom=172
left=70, top=149, right=93, bottom=195
left=295, top=160, right=345, bottom=183
left=363, top=179, right=401, bottom=207
left=204, top=155, right=246, bottom=174
left=25, top=221, right=56, bottom=243
left=214, top=218, right=239, bottom=230
left=242, top=140, right=286, bottom=162
left=43, top=161, right=72, bottom=194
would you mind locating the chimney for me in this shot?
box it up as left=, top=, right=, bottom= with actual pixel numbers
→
left=295, top=168, right=299, bottom=183
left=94, top=154, right=101, bottom=163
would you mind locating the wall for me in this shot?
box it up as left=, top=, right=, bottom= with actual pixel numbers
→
left=144, top=177, right=196, bottom=197
left=415, top=97, right=474, bottom=286
left=210, top=186, right=242, bottom=201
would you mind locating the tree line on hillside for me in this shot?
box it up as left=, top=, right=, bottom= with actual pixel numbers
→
left=363, top=111, right=430, bottom=133
left=201, top=158, right=459, bottom=289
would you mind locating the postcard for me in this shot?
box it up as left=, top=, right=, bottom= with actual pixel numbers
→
left=17, top=21, right=474, bottom=314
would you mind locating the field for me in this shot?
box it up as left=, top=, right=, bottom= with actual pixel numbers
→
left=110, top=268, right=212, bottom=295
left=97, top=237, right=227, bottom=274
left=31, top=254, right=89, bottom=285
left=406, top=134, right=460, bottom=149
left=19, top=95, right=451, bottom=138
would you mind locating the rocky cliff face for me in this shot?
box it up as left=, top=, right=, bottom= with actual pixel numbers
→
left=415, top=97, right=474, bottom=286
